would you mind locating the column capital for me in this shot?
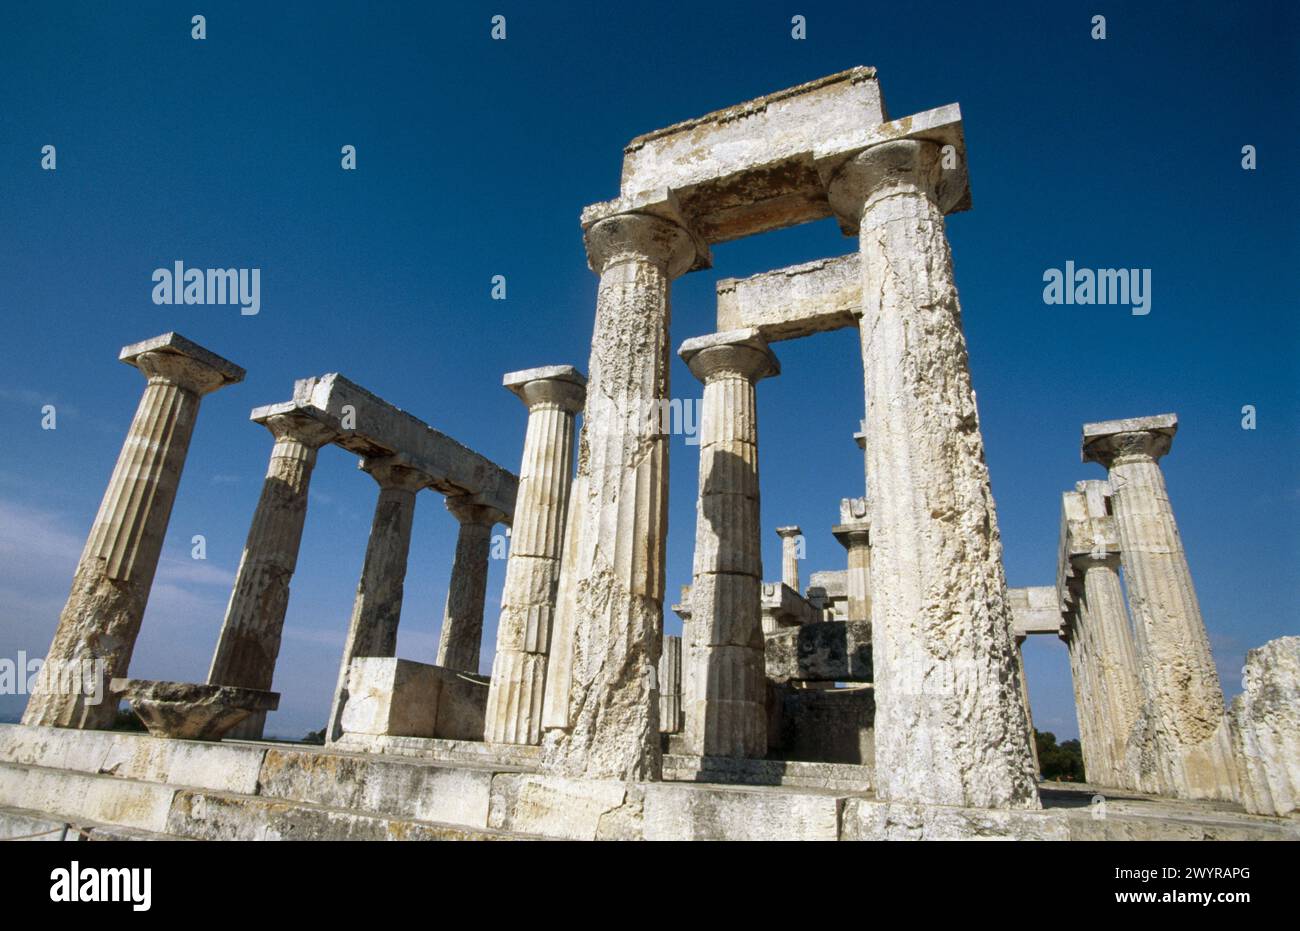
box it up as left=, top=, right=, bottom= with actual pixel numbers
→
left=775, top=525, right=802, bottom=540
left=1081, top=413, right=1178, bottom=467
left=121, top=332, right=244, bottom=396
left=503, top=365, right=587, bottom=413
left=827, top=139, right=965, bottom=234
left=255, top=408, right=340, bottom=450
left=679, top=328, right=780, bottom=384
left=360, top=457, right=428, bottom=493
left=583, top=211, right=699, bottom=279
left=444, top=494, right=506, bottom=527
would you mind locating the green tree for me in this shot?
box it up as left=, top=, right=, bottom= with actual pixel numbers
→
left=1035, top=729, right=1086, bottom=782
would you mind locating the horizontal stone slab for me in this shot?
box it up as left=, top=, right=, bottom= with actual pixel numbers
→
left=1008, top=586, right=1061, bottom=638
left=765, top=620, right=873, bottom=681
left=642, top=782, right=842, bottom=841
left=717, top=254, right=860, bottom=342
left=0, top=724, right=265, bottom=795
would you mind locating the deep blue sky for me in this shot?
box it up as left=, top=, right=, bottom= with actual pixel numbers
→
left=1, top=1, right=1296, bottom=739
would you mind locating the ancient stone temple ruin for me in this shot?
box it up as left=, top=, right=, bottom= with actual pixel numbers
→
left=2, top=68, right=1296, bottom=841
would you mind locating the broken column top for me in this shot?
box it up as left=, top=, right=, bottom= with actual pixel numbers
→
left=119, top=332, right=245, bottom=386
left=1081, top=413, right=1178, bottom=465
left=583, top=66, right=968, bottom=248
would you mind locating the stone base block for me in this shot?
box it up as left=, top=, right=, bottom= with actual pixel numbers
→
left=764, top=620, right=872, bottom=682
left=341, top=658, right=488, bottom=741
left=768, top=682, right=875, bottom=764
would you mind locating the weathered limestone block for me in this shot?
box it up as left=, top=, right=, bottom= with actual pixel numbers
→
left=717, top=255, right=861, bottom=342
left=1230, top=637, right=1300, bottom=818
left=828, top=139, right=1038, bottom=809
left=340, top=658, right=488, bottom=741
left=488, top=773, right=643, bottom=841
left=765, top=620, right=873, bottom=683
left=436, top=496, right=505, bottom=673
left=112, top=679, right=278, bottom=741
left=769, top=683, right=875, bottom=765
left=1083, top=415, right=1237, bottom=801
left=23, top=333, right=244, bottom=730
left=833, top=496, right=872, bottom=626
left=541, top=210, right=699, bottom=780
left=680, top=329, right=779, bottom=759
left=208, top=407, right=339, bottom=739
left=326, top=458, right=428, bottom=741
left=658, top=635, right=682, bottom=734
left=642, top=782, right=841, bottom=841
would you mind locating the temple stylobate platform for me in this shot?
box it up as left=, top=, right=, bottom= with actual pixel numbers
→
left=6, top=66, right=1297, bottom=842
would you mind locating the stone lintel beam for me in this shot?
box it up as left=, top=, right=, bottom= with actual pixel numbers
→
left=715, top=254, right=861, bottom=342
left=765, top=620, right=873, bottom=683
left=590, top=67, right=967, bottom=245
left=286, top=373, right=518, bottom=518
left=1008, top=586, right=1064, bottom=639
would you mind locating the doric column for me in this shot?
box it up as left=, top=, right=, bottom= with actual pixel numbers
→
left=1076, top=553, right=1144, bottom=788
left=1011, top=634, right=1040, bottom=774
left=775, top=526, right=802, bottom=592
left=658, top=634, right=682, bottom=735
left=1082, top=415, right=1236, bottom=800
left=680, top=329, right=779, bottom=758
left=827, top=139, right=1038, bottom=809
left=23, top=333, right=243, bottom=729
left=326, top=458, right=427, bottom=741
left=436, top=496, right=505, bottom=673
left=484, top=366, right=585, bottom=745
left=207, top=408, right=338, bottom=739
left=833, top=497, right=872, bottom=627
left=1065, top=590, right=1112, bottom=784
left=541, top=211, right=698, bottom=781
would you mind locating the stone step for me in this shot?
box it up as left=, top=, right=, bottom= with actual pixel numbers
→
left=0, top=724, right=526, bottom=830
left=663, top=753, right=873, bottom=792
left=0, top=760, right=547, bottom=841
left=0, top=803, right=190, bottom=841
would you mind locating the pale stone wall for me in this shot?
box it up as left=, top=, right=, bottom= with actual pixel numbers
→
left=1230, top=637, right=1300, bottom=818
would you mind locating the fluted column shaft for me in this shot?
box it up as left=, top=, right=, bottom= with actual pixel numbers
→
left=658, top=634, right=682, bottom=734
left=208, top=412, right=337, bottom=739
left=828, top=139, right=1039, bottom=809
left=1077, top=554, right=1144, bottom=788
left=326, top=459, right=426, bottom=741
left=680, top=331, right=778, bottom=758
left=541, top=212, right=697, bottom=781
left=775, top=527, right=801, bottom=592
left=1012, top=637, right=1040, bottom=773
left=1083, top=422, right=1235, bottom=799
left=436, top=498, right=502, bottom=673
left=24, top=338, right=242, bottom=729
left=484, top=369, right=584, bottom=745
left=1067, top=592, right=1112, bottom=783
